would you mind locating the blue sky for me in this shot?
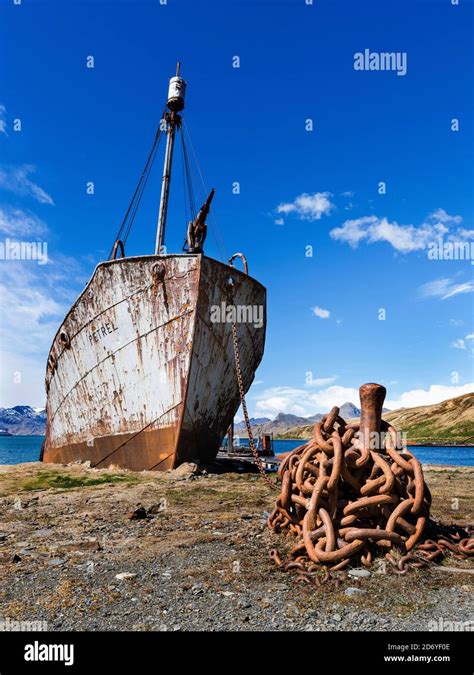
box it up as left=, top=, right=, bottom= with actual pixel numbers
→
left=0, top=0, right=473, bottom=415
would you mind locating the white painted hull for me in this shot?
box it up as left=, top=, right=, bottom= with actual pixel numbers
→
left=42, top=254, right=266, bottom=470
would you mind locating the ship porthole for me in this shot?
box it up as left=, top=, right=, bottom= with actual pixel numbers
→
left=60, top=331, right=71, bottom=349
left=87, top=289, right=94, bottom=300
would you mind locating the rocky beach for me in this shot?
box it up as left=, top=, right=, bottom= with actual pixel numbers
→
left=0, top=461, right=472, bottom=632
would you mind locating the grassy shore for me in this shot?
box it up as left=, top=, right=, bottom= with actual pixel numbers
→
left=0, top=461, right=472, bottom=632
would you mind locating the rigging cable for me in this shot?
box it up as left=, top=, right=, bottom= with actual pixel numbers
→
left=180, top=126, right=197, bottom=222
left=122, top=133, right=161, bottom=246
left=182, top=118, right=227, bottom=262
left=108, top=108, right=166, bottom=258
left=180, top=128, right=190, bottom=227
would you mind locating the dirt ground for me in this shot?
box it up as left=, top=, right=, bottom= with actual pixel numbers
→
left=0, top=461, right=472, bottom=632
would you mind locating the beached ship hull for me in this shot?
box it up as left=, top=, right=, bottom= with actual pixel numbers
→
left=42, top=254, right=266, bottom=471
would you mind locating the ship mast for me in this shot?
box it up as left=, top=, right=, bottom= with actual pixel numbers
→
left=154, top=62, right=186, bottom=254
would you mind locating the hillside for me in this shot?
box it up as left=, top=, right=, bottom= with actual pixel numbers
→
left=383, top=393, right=474, bottom=445
left=277, top=393, right=474, bottom=445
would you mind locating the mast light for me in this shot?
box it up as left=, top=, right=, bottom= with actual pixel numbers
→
left=167, top=61, right=186, bottom=112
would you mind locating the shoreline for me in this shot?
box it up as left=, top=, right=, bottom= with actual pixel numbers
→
left=1, top=435, right=473, bottom=468
left=0, top=459, right=473, bottom=471
left=2, top=434, right=474, bottom=447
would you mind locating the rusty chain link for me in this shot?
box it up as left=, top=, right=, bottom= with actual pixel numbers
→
left=231, top=322, right=278, bottom=490
left=268, top=403, right=473, bottom=576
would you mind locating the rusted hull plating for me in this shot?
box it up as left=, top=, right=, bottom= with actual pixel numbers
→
left=42, top=254, right=266, bottom=470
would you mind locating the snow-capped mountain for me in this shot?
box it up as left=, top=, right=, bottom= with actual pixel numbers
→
left=0, top=406, right=46, bottom=436
left=234, top=403, right=367, bottom=437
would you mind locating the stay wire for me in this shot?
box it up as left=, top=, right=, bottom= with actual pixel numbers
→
left=180, top=126, right=197, bottom=222
left=109, top=108, right=166, bottom=257
left=182, top=119, right=227, bottom=262
left=123, top=132, right=162, bottom=246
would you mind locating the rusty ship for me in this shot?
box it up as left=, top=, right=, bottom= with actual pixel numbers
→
left=41, top=64, right=266, bottom=471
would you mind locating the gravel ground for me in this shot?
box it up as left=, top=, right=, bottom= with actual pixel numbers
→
left=0, top=461, right=472, bottom=632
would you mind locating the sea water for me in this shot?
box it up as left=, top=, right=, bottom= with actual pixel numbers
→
left=1, top=436, right=472, bottom=467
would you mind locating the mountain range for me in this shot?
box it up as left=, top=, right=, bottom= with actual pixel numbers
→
left=234, top=402, right=367, bottom=436
left=0, top=406, right=46, bottom=436
left=1, top=394, right=472, bottom=445
left=0, top=401, right=366, bottom=437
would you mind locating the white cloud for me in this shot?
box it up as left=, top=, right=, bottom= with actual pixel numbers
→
left=452, top=339, right=466, bottom=350
left=0, top=254, right=90, bottom=407
left=253, top=385, right=360, bottom=418
left=418, top=277, right=474, bottom=301
left=0, top=165, right=54, bottom=205
left=330, top=216, right=377, bottom=248
left=305, top=376, right=338, bottom=387
left=330, top=208, right=468, bottom=253
left=385, top=383, right=474, bottom=409
left=452, top=333, right=474, bottom=352
left=428, top=208, right=462, bottom=225
left=371, top=218, right=441, bottom=252
left=0, top=105, right=6, bottom=136
left=330, top=215, right=448, bottom=253
left=251, top=382, right=474, bottom=419
left=341, top=191, right=354, bottom=197
left=274, top=217, right=284, bottom=226
left=0, top=206, right=48, bottom=237
left=457, top=228, right=474, bottom=239
left=277, top=191, right=334, bottom=222
left=312, top=306, right=330, bottom=319
left=0, top=264, right=69, bottom=357
left=0, top=350, right=51, bottom=410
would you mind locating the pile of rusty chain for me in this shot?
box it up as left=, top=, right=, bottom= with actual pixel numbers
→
left=268, top=383, right=473, bottom=578
left=407, top=521, right=474, bottom=565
